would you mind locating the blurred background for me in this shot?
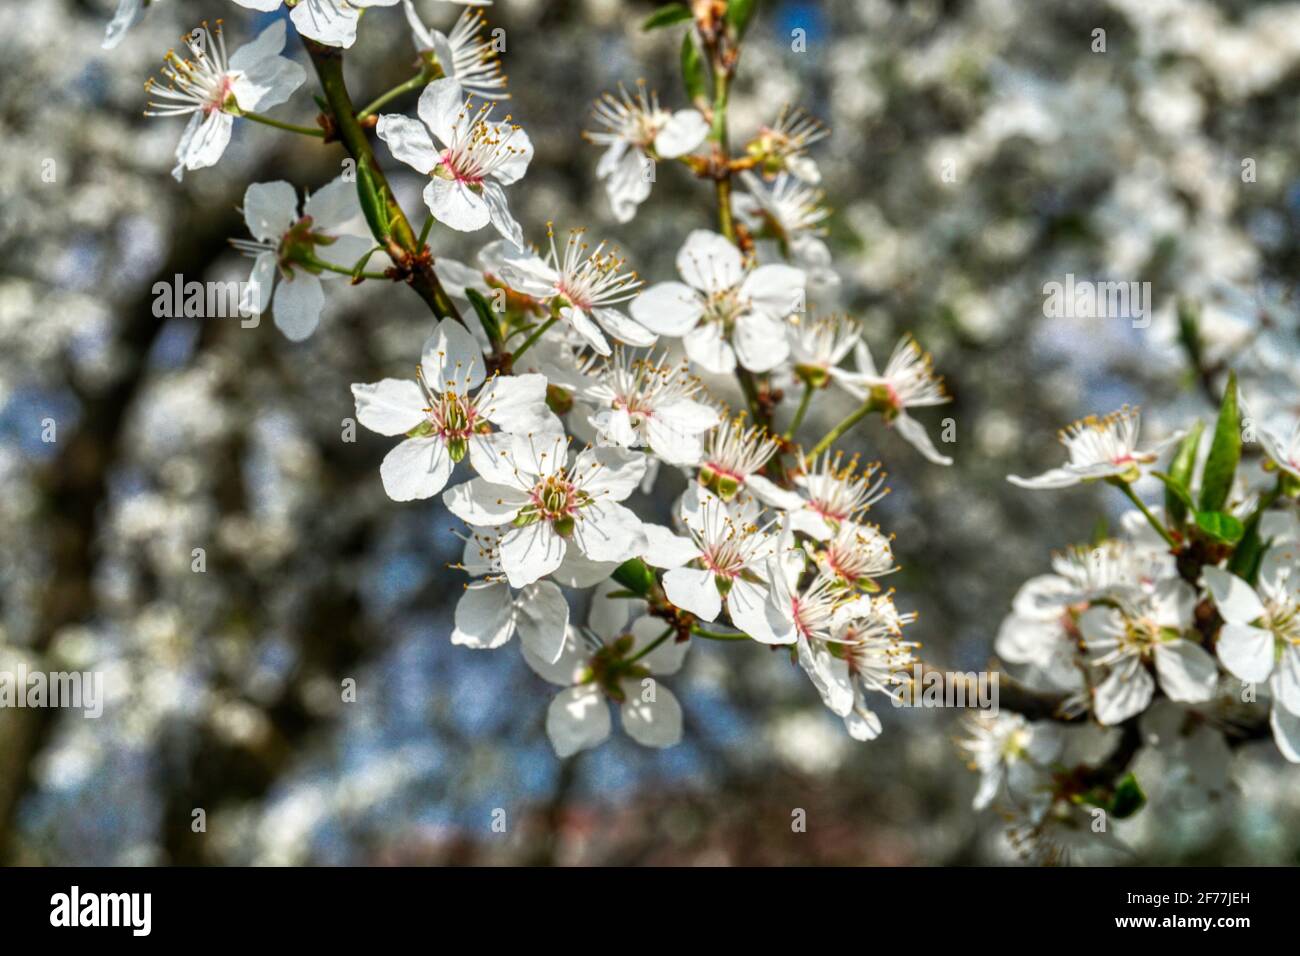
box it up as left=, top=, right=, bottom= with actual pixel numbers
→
left=2, top=0, right=1300, bottom=865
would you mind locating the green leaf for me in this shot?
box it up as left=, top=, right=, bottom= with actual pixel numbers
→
left=1228, top=520, right=1268, bottom=582
left=680, top=31, right=707, bottom=104
left=727, top=0, right=758, bottom=37
left=1162, top=420, right=1203, bottom=527
left=642, top=2, right=692, bottom=31
left=1194, top=510, right=1244, bottom=544
left=1110, top=773, right=1147, bottom=819
left=612, top=558, right=657, bottom=598
left=355, top=158, right=390, bottom=242
left=465, top=287, right=502, bottom=349
left=1198, top=371, right=1240, bottom=513
left=1151, top=470, right=1194, bottom=524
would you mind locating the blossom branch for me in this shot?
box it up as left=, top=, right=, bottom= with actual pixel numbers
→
left=302, top=38, right=463, bottom=323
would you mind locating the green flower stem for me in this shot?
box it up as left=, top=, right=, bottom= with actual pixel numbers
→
left=512, top=313, right=559, bottom=361
left=299, top=253, right=389, bottom=281
left=784, top=384, right=814, bottom=440
left=417, top=215, right=435, bottom=251
left=691, top=626, right=750, bottom=641
left=302, top=39, right=463, bottom=322
left=807, top=402, right=874, bottom=458
left=357, top=72, right=432, bottom=121
left=1113, top=479, right=1178, bottom=548
left=627, top=626, right=674, bottom=664
left=238, top=110, right=325, bottom=138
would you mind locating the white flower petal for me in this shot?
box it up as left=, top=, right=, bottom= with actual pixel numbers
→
left=351, top=378, right=427, bottom=436
left=546, top=684, right=611, bottom=758
left=653, top=110, right=709, bottom=158
left=290, top=0, right=361, bottom=47
left=640, top=524, right=702, bottom=569
left=683, top=322, right=735, bottom=375
left=499, top=520, right=567, bottom=588
left=620, top=681, right=683, bottom=749
left=663, top=566, right=722, bottom=621
left=1007, top=468, right=1081, bottom=489
left=416, top=77, right=466, bottom=146
left=1202, top=566, right=1266, bottom=624
left=377, top=113, right=439, bottom=173
left=733, top=312, right=790, bottom=373
left=173, top=110, right=232, bottom=178
left=424, top=176, right=491, bottom=233
left=452, top=580, right=515, bottom=649
left=421, top=316, right=486, bottom=394
left=676, top=230, right=743, bottom=294
left=271, top=272, right=324, bottom=341
left=379, top=436, right=453, bottom=501
left=1270, top=704, right=1300, bottom=763
left=629, top=282, right=704, bottom=337
left=894, top=412, right=953, bottom=466
left=515, top=580, right=570, bottom=664
left=242, top=180, right=299, bottom=243
left=442, top=478, right=529, bottom=525
left=572, top=501, right=645, bottom=564
left=573, top=446, right=646, bottom=501
left=592, top=307, right=657, bottom=347
left=481, top=180, right=524, bottom=248
left=1093, top=665, right=1154, bottom=724
left=303, top=175, right=362, bottom=230
left=630, top=615, right=689, bottom=675
left=1217, top=623, right=1275, bottom=683
left=1154, top=640, right=1217, bottom=703
left=1275, top=645, right=1300, bottom=716
left=739, top=263, right=805, bottom=318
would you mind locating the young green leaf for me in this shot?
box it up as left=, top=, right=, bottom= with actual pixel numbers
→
left=727, top=0, right=758, bottom=37
left=1162, top=420, right=1203, bottom=527
left=355, top=158, right=390, bottom=243
left=642, top=3, right=692, bottom=31
left=680, top=31, right=707, bottom=104
left=1194, top=510, right=1244, bottom=544
left=1110, top=773, right=1147, bottom=819
left=1198, top=371, right=1240, bottom=513
left=465, top=288, right=502, bottom=350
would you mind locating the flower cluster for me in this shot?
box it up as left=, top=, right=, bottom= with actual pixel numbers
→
left=974, top=377, right=1300, bottom=861
left=133, top=2, right=955, bottom=760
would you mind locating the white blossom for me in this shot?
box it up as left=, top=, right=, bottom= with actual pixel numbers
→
left=585, top=84, right=709, bottom=223
left=145, top=20, right=305, bottom=181
left=378, top=78, right=533, bottom=247
left=630, top=230, right=806, bottom=375
left=1203, top=547, right=1300, bottom=761
left=1008, top=406, right=1182, bottom=489
left=443, top=435, right=648, bottom=587
left=351, top=318, right=556, bottom=501
left=231, top=178, right=374, bottom=340
left=523, top=581, right=688, bottom=756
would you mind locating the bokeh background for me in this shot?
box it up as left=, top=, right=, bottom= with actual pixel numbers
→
left=3, top=0, right=1300, bottom=865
